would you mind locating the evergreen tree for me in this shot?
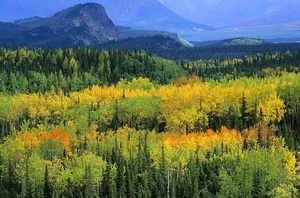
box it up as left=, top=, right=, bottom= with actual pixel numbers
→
left=83, top=164, right=96, bottom=198
left=240, top=92, right=248, bottom=128
left=252, top=168, right=267, bottom=198
left=44, top=164, right=52, bottom=198
left=217, top=168, right=238, bottom=198
left=6, top=161, right=20, bottom=197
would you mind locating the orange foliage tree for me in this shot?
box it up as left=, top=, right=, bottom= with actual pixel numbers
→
left=153, top=126, right=244, bottom=169
left=40, top=129, right=72, bottom=155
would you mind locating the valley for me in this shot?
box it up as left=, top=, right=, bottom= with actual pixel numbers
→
left=0, top=1, right=300, bottom=197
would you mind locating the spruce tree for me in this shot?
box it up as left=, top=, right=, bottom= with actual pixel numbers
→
left=44, top=164, right=52, bottom=198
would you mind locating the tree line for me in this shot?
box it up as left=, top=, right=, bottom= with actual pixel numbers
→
left=1, top=47, right=300, bottom=95
left=0, top=47, right=185, bottom=94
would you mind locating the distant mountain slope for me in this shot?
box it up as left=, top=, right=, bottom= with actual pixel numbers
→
left=191, top=37, right=269, bottom=47
left=206, top=0, right=300, bottom=28
left=209, top=37, right=270, bottom=47
left=0, top=3, right=122, bottom=47
left=158, top=0, right=300, bottom=28
left=95, top=0, right=213, bottom=32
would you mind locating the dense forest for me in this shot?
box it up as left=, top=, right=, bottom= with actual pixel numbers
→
left=1, top=46, right=300, bottom=197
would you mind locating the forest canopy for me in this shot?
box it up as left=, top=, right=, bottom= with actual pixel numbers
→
left=1, top=46, right=300, bottom=197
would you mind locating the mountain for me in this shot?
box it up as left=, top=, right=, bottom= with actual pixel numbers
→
left=0, top=0, right=299, bottom=42
left=0, top=3, right=191, bottom=49
left=0, top=0, right=213, bottom=37
left=0, top=3, right=122, bottom=47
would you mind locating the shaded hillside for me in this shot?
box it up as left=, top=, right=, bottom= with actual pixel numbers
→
left=13, top=16, right=43, bottom=24
left=157, top=42, right=300, bottom=61
left=100, top=34, right=188, bottom=52
left=100, top=36, right=300, bottom=61
left=0, top=22, right=27, bottom=38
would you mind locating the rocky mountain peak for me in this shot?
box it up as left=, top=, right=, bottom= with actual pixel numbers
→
left=20, top=3, right=122, bottom=46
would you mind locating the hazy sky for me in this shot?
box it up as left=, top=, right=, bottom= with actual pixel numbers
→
left=158, top=0, right=222, bottom=6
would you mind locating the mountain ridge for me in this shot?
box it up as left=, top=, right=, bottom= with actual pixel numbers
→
left=22, top=3, right=121, bottom=41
